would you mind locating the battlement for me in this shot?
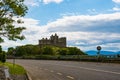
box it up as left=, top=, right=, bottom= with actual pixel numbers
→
left=39, top=33, right=66, bottom=47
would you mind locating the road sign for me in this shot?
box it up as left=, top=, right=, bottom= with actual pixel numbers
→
left=97, top=46, right=102, bottom=51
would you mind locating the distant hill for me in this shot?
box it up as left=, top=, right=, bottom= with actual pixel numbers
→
left=117, top=51, right=120, bottom=54
left=86, top=50, right=120, bottom=55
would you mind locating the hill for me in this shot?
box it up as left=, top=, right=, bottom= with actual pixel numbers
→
left=86, top=50, right=120, bottom=55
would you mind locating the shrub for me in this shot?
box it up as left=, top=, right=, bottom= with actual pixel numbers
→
left=1, top=51, right=6, bottom=63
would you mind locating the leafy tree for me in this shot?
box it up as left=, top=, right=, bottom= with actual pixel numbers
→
left=7, top=44, right=86, bottom=57
left=7, top=47, right=14, bottom=55
left=67, top=47, right=85, bottom=55
left=0, top=0, right=28, bottom=42
left=32, top=45, right=41, bottom=55
left=23, top=45, right=41, bottom=55
left=58, top=48, right=68, bottom=55
left=42, top=46, right=54, bottom=55
left=12, top=45, right=41, bottom=56
left=15, top=46, right=26, bottom=56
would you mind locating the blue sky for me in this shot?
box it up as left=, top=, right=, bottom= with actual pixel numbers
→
left=25, top=0, right=116, bottom=25
left=2, top=0, right=120, bottom=52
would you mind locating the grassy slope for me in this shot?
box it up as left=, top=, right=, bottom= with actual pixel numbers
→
left=0, top=62, right=26, bottom=75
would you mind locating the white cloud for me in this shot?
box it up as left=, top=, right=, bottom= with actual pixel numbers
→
left=43, top=0, right=63, bottom=4
left=1, top=40, right=24, bottom=51
left=24, top=0, right=63, bottom=6
left=113, top=7, right=120, bottom=11
left=100, top=43, right=120, bottom=51
left=46, top=12, right=120, bottom=33
left=112, top=0, right=120, bottom=4
left=24, top=0, right=40, bottom=6
left=1, top=12, right=120, bottom=51
left=111, top=0, right=120, bottom=13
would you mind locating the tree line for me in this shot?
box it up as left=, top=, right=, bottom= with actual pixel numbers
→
left=7, top=44, right=86, bottom=57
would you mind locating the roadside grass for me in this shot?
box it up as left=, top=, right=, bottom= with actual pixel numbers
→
left=0, top=62, right=26, bottom=75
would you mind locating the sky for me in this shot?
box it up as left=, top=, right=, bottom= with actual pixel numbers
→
left=1, top=0, right=120, bottom=52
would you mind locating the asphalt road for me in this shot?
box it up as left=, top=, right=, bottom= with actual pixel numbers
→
left=7, top=59, right=120, bottom=80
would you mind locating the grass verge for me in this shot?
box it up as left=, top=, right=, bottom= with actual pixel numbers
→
left=0, top=62, right=26, bottom=75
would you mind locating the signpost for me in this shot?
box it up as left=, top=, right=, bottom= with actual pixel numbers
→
left=13, top=50, right=16, bottom=79
left=97, top=46, right=102, bottom=61
left=13, top=50, right=16, bottom=67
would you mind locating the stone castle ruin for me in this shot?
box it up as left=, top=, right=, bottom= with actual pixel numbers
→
left=39, top=34, right=66, bottom=47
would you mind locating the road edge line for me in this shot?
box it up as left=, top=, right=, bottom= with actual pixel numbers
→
left=26, top=71, right=32, bottom=80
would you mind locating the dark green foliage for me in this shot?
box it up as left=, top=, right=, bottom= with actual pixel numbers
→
left=0, top=0, right=28, bottom=42
left=0, top=53, right=2, bottom=61
left=15, top=46, right=26, bottom=56
left=117, top=54, right=120, bottom=57
left=57, top=48, right=68, bottom=55
left=7, top=47, right=14, bottom=55
left=14, top=45, right=41, bottom=56
left=1, top=51, right=6, bottom=63
left=67, top=47, right=85, bottom=55
left=7, top=45, right=86, bottom=59
left=0, top=46, right=2, bottom=53
left=42, top=46, right=54, bottom=55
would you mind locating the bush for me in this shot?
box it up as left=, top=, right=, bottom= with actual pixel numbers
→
left=57, top=48, right=68, bottom=55
left=42, top=46, right=54, bottom=55
left=1, top=51, right=6, bottom=63
left=67, top=47, right=85, bottom=55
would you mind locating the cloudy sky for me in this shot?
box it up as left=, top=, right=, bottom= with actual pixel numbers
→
left=2, top=0, right=120, bottom=52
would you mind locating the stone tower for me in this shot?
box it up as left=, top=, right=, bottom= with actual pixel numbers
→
left=39, top=34, right=66, bottom=47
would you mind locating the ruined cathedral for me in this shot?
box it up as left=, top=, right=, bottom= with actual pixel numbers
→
left=39, top=34, right=66, bottom=47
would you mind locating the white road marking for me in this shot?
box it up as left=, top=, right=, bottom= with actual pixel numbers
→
left=78, top=66, right=120, bottom=75
left=44, top=69, right=48, bottom=70
left=50, top=70, right=54, bottom=72
left=67, top=76, right=74, bottom=80
left=57, top=72, right=62, bottom=75
left=40, top=68, right=42, bottom=69
left=52, top=74, right=62, bottom=80
left=40, top=63, right=120, bottom=75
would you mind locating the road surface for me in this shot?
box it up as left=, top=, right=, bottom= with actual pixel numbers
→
left=7, top=59, right=120, bottom=80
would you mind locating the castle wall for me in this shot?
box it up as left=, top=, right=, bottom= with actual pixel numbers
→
left=39, top=34, right=66, bottom=47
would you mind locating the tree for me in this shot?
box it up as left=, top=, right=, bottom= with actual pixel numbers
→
left=1, top=51, right=6, bottom=63
left=0, top=45, right=2, bottom=53
left=58, top=48, right=68, bottom=55
left=67, top=47, right=85, bottom=55
left=7, top=47, right=14, bottom=55
left=42, top=46, right=54, bottom=55
left=0, top=0, right=28, bottom=42
left=0, top=45, right=6, bottom=63
left=15, top=46, right=26, bottom=56
left=0, top=45, right=2, bottom=61
left=32, top=45, right=41, bottom=55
